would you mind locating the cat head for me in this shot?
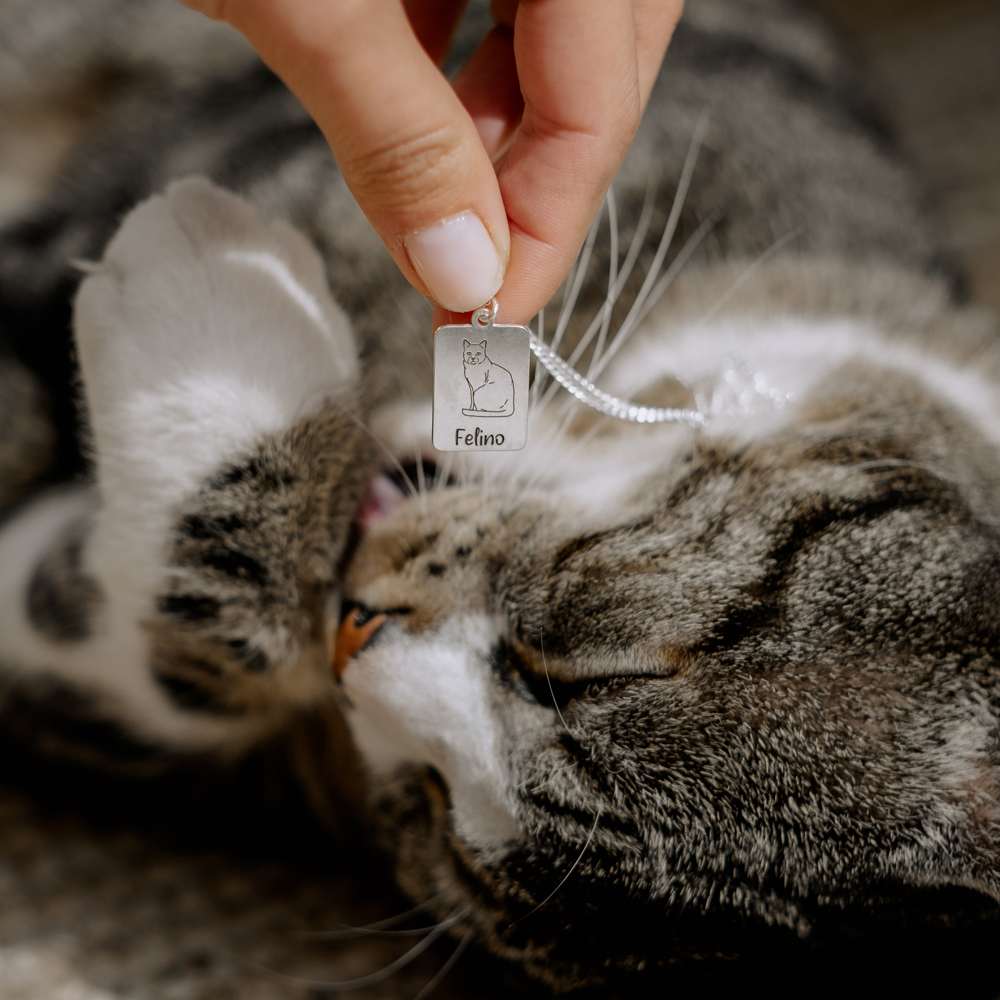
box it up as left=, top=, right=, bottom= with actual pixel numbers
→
left=463, top=339, right=487, bottom=365
left=336, top=336, right=1000, bottom=990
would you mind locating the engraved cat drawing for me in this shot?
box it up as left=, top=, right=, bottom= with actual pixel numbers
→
left=0, top=0, right=999, bottom=997
left=462, top=338, right=515, bottom=416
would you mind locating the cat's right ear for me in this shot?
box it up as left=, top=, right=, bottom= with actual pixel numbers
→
left=463, top=339, right=471, bottom=348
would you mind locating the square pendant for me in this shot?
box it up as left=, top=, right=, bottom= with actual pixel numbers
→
left=432, top=323, right=530, bottom=451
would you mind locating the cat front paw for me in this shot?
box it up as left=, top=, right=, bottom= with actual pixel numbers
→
left=73, top=177, right=359, bottom=507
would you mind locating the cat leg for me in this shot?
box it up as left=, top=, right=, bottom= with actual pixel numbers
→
left=0, top=178, right=370, bottom=762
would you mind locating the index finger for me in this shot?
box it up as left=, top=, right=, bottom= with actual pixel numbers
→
left=185, top=0, right=511, bottom=313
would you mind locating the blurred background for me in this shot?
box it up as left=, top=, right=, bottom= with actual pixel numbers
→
left=815, top=0, right=1000, bottom=313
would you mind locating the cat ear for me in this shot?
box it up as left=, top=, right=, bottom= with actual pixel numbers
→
left=479, top=340, right=487, bottom=348
left=463, top=339, right=470, bottom=348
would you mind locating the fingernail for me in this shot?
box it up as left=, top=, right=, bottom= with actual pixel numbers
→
left=404, top=213, right=504, bottom=313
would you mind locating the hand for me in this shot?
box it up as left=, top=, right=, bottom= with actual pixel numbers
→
left=178, top=0, right=682, bottom=326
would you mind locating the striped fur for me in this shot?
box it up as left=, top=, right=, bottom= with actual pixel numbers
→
left=0, top=0, right=998, bottom=992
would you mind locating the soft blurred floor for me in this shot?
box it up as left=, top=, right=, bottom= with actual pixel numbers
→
left=0, top=778, right=492, bottom=1000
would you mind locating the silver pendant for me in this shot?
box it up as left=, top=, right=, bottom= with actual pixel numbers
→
left=432, top=299, right=530, bottom=451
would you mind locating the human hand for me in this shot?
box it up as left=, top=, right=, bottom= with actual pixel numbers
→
left=178, top=0, right=682, bottom=327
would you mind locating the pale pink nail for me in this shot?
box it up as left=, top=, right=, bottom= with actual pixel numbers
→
left=404, top=212, right=504, bottom=313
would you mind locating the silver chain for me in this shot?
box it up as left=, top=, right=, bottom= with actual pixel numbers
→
left=472, top=298, right=791, bottom=428
left=528, top=334, right=708, bottom=427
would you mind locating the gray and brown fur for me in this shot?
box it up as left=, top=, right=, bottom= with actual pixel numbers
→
left=0, top=0, right=998, bottom=995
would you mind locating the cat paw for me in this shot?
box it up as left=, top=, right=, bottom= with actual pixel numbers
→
left=73, top=177, right=359, bottom=506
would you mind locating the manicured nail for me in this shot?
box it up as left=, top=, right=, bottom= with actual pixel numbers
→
left=404, top=212, right=504, bottom=313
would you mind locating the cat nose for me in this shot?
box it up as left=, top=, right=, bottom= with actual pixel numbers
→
left=332, top=604, right=387, bottom=679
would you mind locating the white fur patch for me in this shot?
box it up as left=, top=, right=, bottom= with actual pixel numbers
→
left=608, top=314, right=1000, bottom=452
left=341, top=614, right=521, bottom=850
left=0, top=487, right=249, bottom=746
left=74, top=177, right=357, bottom=509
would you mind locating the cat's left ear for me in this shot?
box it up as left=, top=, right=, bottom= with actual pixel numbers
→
left=479, top=340, right=487, bottom=348
left=463, top=339, right=471, bottom=348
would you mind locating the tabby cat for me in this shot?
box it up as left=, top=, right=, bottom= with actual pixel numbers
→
left=1, top=0, right=999, bottom=995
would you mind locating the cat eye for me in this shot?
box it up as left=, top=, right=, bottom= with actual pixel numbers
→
left=490, top=639, right=631, bottom=711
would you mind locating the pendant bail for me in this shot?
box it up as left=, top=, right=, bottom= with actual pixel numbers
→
left=472, top=298, right=499, bottom=331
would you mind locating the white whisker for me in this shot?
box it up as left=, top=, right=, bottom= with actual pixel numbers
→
left=588, top=213, right=718, bottom=381
left=414, top=447, right=429, bottom=521
left=590, top=185, right=619, bottom=372
left=341, top=408, right=419, bottom=498
left=281, top=904, right=472, bottom=993
left=596, top=113, right=710, bottom=369
left=300, top=890, right=452, bottom=939
left=507, top=808, right=603, bottom=928
left=530, top=306, right=547, bottom=406
left=550, top=205, right=602, bottom=358
left=560, top=178, right=660, bottom=381
left=411, top=927, right=475, bottom=1000
left=540, top=634, right=571, bottom=734
left=433, top=452, right=455, bottom=491
left=392, top=288, right=434, bottom=365
left=691, top=227, right=802, bottom=331
left=611, top=175, right=659, bottom=306
left=301, top=925, right=451, bottom=941
left=535, top=115, right=708, bottom=416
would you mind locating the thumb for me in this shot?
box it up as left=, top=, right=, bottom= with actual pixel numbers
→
left=181, top=0, right=509, bottom=314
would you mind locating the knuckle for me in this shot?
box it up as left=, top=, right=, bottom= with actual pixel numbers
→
left=343, top=124, right=468, bottom=213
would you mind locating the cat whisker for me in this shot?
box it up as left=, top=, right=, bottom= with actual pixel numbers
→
left=432, top=452, right=456, bottom=492
left=300, top=924, right=451, bottom=941
left=588, top=214, right=719, bottom=383
left=557, top=185, right=624, bottom=378
left=610, top=175, right=659, bottom=314
left=514, top=402, right=591, bottom=499
left=616, top=112, right=710, bottom=332
left=414, top=445, right=431, bottom=523
left=340, top=408, right=420, bottom=499
left=530, top=306, right=547, bottom=406
left=390, top=286, right=434, bottom=365
left=592, top=184, right=619, bottom=368
left=689, top=227, right=803, bottom=333
left=549, top=204, right=603, bottom=362
left=540, top=634, right=571, bottom=734
left=507, top=808, right=603, bottom=929
left=559, top=174, right=658, bottom=384
left=582, top=113, right=710, bottom=387
left=534, top=114, right=709, bottom=416
left=301, top=889, right=452, bottom=939
left=275, top=904, right=473, bottom=993
left=411, top=927, right=475, bottom=1000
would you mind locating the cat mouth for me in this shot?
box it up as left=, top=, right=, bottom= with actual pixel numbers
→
left=356, top=457, right=454, bottom=534
left=357, top=472, right=407, bottom=533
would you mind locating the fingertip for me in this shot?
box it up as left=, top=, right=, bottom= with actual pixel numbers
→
left=405, top=212, right=505, bottom=314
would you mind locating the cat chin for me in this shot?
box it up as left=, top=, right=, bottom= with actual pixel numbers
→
left=340, top=614, right=522, bottom=851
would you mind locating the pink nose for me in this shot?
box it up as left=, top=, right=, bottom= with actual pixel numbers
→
left=332, top=607, right=387, bottom=679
